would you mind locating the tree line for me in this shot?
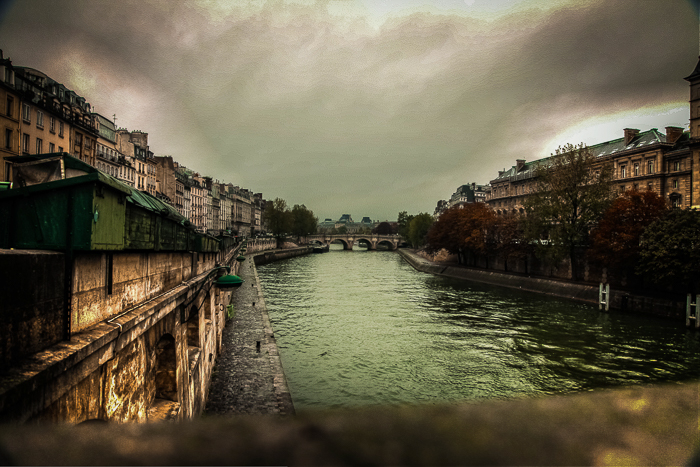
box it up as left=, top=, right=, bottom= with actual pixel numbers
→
left=264, top=198, right=318, bottom=241
left=401, top=143, right=700, bottom=292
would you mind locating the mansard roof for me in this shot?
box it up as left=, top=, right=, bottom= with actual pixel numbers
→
left=685, top=56, right=700, bottom=82
left=490, top=128, right=690, bottom=183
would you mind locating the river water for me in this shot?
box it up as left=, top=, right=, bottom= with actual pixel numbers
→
left=257, top=245, right=700, bottom=411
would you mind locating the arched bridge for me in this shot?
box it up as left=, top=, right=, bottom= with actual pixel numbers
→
left=306, top=234, right=403, bottom=251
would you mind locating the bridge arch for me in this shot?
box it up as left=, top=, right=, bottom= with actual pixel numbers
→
left=354, top=237, right=374, bottom=250
left=149, top=333, right=180, bottom=421
left=376, top=240, right=396, bottom=251
left=329, top=238, right=351, bottom=250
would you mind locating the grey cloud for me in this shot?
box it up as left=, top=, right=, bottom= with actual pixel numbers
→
left=0, top=0, right=695, bottom=220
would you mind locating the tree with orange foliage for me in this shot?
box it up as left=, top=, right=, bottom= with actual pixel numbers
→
left=589, top=189, right=667, bottom=273
left=491, top=212, right=529, bottom=272
left=426, top=203, right=496, bottom=265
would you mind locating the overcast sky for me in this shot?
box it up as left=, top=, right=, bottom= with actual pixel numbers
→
left=0, top=0, right=697, bottom=221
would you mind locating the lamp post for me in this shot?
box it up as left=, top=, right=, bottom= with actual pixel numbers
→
left=181, top=265, right=244, bottom=322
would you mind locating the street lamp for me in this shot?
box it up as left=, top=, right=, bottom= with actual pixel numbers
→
left=181, top=265, right=244, bottom=321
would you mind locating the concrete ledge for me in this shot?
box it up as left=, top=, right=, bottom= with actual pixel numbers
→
left=0, top=381, right=697, bottom=465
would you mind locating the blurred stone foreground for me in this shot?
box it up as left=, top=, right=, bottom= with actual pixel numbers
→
left=0, top=381, right=697, bottom=466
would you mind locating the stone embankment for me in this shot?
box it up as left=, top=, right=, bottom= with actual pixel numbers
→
left=398, top=249, right=689, bottom=321
left=399, top=249, right=600, bottom=303
left=204, top=246, right=311, bottom=416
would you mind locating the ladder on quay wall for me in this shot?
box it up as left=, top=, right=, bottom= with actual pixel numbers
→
left=599, top=283, right=610, bottom=312
left=686, top=294, right=700, bottom=329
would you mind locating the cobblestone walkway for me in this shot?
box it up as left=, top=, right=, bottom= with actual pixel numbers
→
left=204, top=254, right=295, bottom=416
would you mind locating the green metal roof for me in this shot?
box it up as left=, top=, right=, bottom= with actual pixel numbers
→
left=2, top=153, right=192, bottom=227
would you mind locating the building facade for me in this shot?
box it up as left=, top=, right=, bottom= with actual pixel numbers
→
left=0, top=52, right=20, bottom=182
left=487, top=126, right=692, bottom=215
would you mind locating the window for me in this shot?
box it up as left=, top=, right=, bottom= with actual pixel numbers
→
left=49, top=117, right=55, bottom=133
left=58, top=121, right=64, bottom=137
left=6, top=96, right=13, bottom=117
left=674, top=161, right=681, bottom=171
left=633, top=163, right=639, bottom=176
left=58, top=146, right=63, bottom=153
left=22, top=133, right=29, bottom=153
left=5, top=128, right=11, bottom=149
left=36, top=111, right=43, bottom=129
left=671, top=195, right=681, bottom=209
left=647, top=160, right=654, bottom=174
left=619, top=185, right=625, bottom=194
left=35, top=138, right=42, bottom=154
left=49, top=142, right=55, bottom=152
left=75, top=133, right=82, bottom=146
left=21, top=103, right=30, bottom=123
left=673, top=179, right=679, bottom=189
left=620, top=165, right=627, bottom=178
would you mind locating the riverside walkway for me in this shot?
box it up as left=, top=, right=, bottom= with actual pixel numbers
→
left=204, top=253, right=294, bottom=416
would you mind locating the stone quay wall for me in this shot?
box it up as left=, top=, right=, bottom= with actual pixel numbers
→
left=0, top=243, right=245, bottom=423
left=399, top=249, right=689, bottom=321
left=253, top=246, right=314, bottom=266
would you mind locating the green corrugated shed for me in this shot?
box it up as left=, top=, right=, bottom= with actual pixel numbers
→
left=0, top=153, right=216, bottom=252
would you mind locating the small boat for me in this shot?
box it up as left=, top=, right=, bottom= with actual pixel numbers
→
left=313, top=244, right=329, bottom=253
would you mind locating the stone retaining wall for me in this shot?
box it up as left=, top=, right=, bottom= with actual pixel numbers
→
left=253, top=246, right=314, bottom=266
left=399, top=249, right=688, bottom=322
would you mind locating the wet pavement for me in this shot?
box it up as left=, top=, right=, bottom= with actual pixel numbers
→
left=204, top=253, right=294, bottom=416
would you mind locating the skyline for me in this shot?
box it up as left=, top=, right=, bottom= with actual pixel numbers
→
left=0, top=0, right=697, bottom=221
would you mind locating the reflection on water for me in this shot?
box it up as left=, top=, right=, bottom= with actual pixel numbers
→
left=257, top=244, right=700, bottom=410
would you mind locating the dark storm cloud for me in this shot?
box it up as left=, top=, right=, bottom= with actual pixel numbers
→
left=0, top=0, right=695, bottom=220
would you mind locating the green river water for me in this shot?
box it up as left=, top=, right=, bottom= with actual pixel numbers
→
left=257, top=244, right=700, bottom=411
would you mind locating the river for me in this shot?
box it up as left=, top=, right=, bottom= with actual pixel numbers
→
left=257, top=244, right=700, bottom=411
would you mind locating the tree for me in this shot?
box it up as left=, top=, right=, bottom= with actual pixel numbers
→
left=589, top=189, right=667, bottom=272
left=491, top=212, right=529, bottom=271
left=397, top=211, right=414, bottom=239
left=373, top=222, right=394, bottom=235
left=291, top=204, right=318, bottom=240
left=407, top=213, right=434, bottom=248
left=426, top=204, right=495, bottom=265
left=265, top=198, right=292, bottom=240
left=524, top=143, right=613, bottom=280
left=637, top=209, right=700, bottom=292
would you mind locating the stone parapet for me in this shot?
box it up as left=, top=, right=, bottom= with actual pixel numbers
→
left=0, top=381, right=697, bottom=465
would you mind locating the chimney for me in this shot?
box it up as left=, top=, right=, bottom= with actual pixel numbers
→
left=624, top=128, right=639, bottom=146
left=471, top=182, right=476, bottom=190
left=665, top=126, right=683, bottom=144
left=516, top=159, right=525, bottom=171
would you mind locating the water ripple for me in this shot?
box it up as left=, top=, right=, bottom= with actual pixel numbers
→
left=257, top=246, right=700, bottom=410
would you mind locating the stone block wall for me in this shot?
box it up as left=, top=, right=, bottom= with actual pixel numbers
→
left=0, top=249, right=65, bottom=371
left=72, top=251, right=216, bottom=333
left=0, top=243, right=242, bottom=424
